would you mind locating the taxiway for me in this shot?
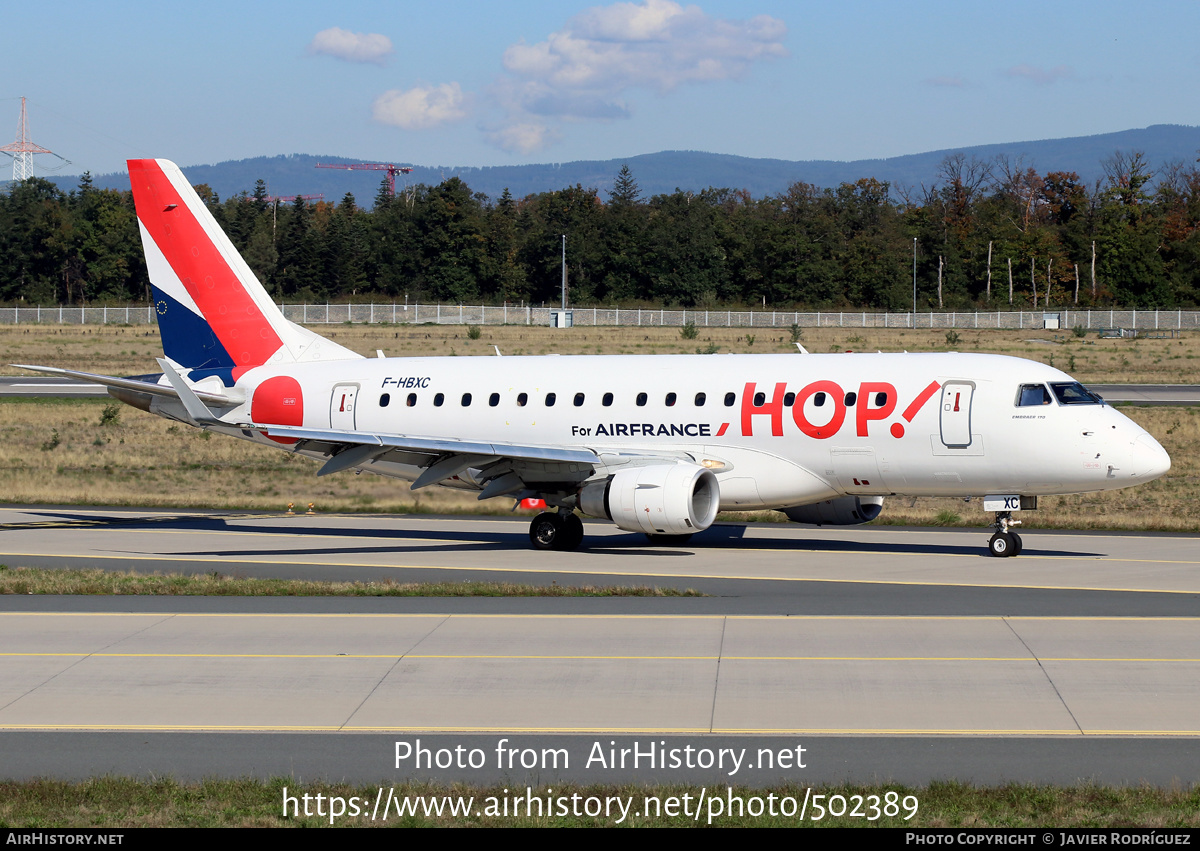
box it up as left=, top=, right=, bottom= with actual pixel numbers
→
left=2, top=507, right=1198, bottom=785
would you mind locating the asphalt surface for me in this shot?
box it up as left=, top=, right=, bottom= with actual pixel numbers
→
left=2, top=507, right=1199, bottom=786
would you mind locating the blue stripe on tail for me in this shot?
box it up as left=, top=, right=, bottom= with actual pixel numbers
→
left=151, top=285, right=236, bottom=374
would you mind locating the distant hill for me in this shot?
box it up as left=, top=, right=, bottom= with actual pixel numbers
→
left=56, top=124, right=1200, bottom=205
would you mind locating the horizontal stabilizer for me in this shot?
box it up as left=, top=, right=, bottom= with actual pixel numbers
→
left=12, top=364, right=237, bottom=407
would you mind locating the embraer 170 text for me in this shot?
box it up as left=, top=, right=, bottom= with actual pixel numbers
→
left=17, top=160, right=1171, bottom=557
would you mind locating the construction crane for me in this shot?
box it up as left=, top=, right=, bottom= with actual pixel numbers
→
left=315, top=162, right=413, bottom=196
left=1, top=97, right=70, bottom=183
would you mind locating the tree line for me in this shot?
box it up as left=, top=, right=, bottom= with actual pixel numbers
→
left=2, top=153, right=1198, bottom=309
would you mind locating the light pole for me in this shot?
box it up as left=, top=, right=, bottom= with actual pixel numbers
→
left=561, top=234, right=567, bottom=311
left=912, top=237, right=917, bottom=327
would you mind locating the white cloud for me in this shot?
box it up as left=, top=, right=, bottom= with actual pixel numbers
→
left=309, top=27, right=392, bottom=65
left=364, top=2, right=786, bottom=155
left=372, top=83, right=469, bottom=130
left=486, top=0, right=786, bottom=153
left=1004, top=64, right=1072, bottom=85
left=503, top=1, right=786, bottom=98
left=573, top=0, right=687, bottom=41
left=484, top=121, right=562, bottom=155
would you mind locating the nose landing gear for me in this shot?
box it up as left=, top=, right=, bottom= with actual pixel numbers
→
left=988, top=511, right=1023, bottom=557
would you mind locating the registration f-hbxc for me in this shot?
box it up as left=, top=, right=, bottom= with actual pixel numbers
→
left=19, top=160, right=1171, bottom=556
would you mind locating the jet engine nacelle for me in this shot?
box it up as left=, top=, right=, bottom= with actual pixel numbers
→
left=783, top=496, right=884, bottom=526
left=578, top=463, right=720, bottom=536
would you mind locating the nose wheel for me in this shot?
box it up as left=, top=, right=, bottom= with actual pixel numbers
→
left=529, top=511, right=584, bottom=551
left=987, top=511, right=1023, bottom=557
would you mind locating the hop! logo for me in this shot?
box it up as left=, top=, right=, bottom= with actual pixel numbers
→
left=737, top=379, right=942, bottom=440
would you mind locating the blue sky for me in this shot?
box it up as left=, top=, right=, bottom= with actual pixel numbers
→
left=3, top=0, right=1198, bottom=178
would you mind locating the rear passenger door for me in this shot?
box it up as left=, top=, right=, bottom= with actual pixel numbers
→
left=330, top=383, right=359, bottom=430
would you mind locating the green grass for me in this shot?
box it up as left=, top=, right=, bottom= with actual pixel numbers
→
left=0, top=778, right=1197, bottom=827
left=0, top=567, right=702, bottom=597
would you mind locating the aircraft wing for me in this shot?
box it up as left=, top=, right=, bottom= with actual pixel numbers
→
left=261, top=423, right=600, bottom=494
left=263, top=424, right=598, bottom=464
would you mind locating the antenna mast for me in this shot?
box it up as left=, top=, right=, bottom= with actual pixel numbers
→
left=1, top=98, right=63, bottom=183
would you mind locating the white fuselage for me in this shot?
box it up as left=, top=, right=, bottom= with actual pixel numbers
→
left=167, top=351, right=1170, bottom=511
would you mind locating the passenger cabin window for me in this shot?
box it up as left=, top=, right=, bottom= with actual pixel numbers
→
left=753, top=392, right=766, bottom=406
left=407, top=393, right=417, bottom=407
left=545, top=392, right=556, bottom=407
left=1050, top=382, right=1101, bottom=405
left=665, top=392, right=676, bottom=407
left=724, top=392, right=736, bottom=407
left=784, top=392, right=795, bottom=407
left=845, top=392, right=857, bottom=406
left=461, top=393, right=472, bottom=407
left=874, top=391, right=887, bottom=407
left=489, top=392, right=500, bottom=407
left=516, top=392, right=528, bottom=407
left=380, top=393, right=391, bottom=408
left=1017, top=384, right=1053, bottom=406
left=602, top=392, right=614, bottom=407
left=694, top=392, right=706, bottom=406
left=636, top=392, right=648, bottom=406
left=813, top=392, right=826, bottom=407
left=574, top=392, right=585, bottom=407
left=434, top=393, right=445, bottom=407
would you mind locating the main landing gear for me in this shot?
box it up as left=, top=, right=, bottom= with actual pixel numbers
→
left=529, top=511, right=584, bottom=551
left=987, top=511, right=1023, bottom=558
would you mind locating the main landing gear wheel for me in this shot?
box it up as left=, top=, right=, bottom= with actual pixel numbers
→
left=559, top=513, right=584, bottom=551
left=529, top=512, right=584, bottom=552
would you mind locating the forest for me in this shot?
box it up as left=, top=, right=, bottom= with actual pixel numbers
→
left=2, top=151, right=1198, bottom=310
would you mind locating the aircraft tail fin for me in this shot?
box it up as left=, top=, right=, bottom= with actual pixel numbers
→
left=128, top=159, right=361, bottom=381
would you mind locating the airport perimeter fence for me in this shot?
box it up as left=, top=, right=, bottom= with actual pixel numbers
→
left=1, top=303, right=1198, bottom=331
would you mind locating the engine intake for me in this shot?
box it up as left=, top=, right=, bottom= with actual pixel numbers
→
left=579, top=464, right=720, bottom=535
left=783, top=496, right=884, bottom=526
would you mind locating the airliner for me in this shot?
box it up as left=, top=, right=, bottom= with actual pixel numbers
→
left=16, top=159, right=1171, bottom=557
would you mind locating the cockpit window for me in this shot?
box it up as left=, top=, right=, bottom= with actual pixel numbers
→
left=1017, top=384, right=1052, bottom=406
left=1049, top=381, right=1102, bottom=405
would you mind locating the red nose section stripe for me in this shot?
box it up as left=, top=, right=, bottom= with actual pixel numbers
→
left=129, top=159, right=283, bottom=367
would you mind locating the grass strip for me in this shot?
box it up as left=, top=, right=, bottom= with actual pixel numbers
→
left=1, top=778, right=1198, bottom=827
left=0, top=567, right=702, bottom=597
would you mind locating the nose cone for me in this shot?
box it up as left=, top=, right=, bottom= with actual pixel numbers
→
left=1129, top=432, right=1171, bottom=483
